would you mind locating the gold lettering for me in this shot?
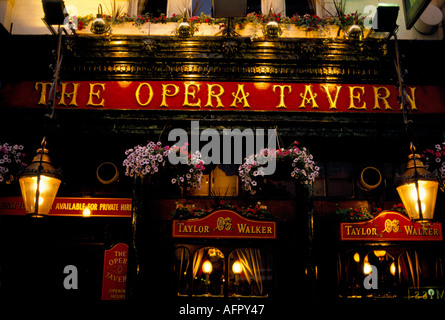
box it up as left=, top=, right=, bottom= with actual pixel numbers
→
left=59, top=82, right=80, bottom=106
left=183, top=82, right=201, bottom=107
left=373, top=86, right=392, bottom=110
left=99, top=203, right=119, bottom=211
left=321, top=84, right=342, bottom=109
left=135, top=83, right=153, bottom=107
left=88, top=203, right=98, bottom=211
left=348, top=86, right=366, bottom=110
left=272, top=85, right=291, bottom=109
left=237, top=223, right=247, bottom=233
left=120, top=203, right=132, bottom=211
left=299, top=85, right=319, bottom=109
left=160, top=84, right=180, bottom=108
left=87, top=83, right=105, bottom=107
left=35, top=82, right=51, bottom=105
left=205, top=84, right=225, bottom=108
left=230, top=84, right=250, bottom=108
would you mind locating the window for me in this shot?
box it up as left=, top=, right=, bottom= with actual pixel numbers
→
left=247, top=0, right=261, bottom=13
left=211, top=165, right=239, bottom=196
left=174, top=246, right=191, bottom=296
left=228, top=248, right=273, bottom=297
left=140, top=0, right=168, bottom=16
left=174, top=246, right=274, bottom=298
left=338, top=249, right=397, bottom=298
left=312, top=161, right=354, bottom=198
left=326, top=162, right=354, bottom=197
left=285, top=0, right=314, bottom=16
left=338, top=248, right=445, bottom=299
left=192, top=247, right=225, bottom=297
left=189, top=165, right=239, bottom=197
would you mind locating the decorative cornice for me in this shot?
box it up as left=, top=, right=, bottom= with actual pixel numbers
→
left=61, top=35, right=392, bottom=83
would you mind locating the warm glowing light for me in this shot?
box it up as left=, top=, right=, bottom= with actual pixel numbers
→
left=232, top=261, right=242, bottom=274
left=363, top=262, right=373, bottom=275
left=83, top=207, right=91, bottom=217
left=19, top=174, right=61, bottom=216
left=410, top=185, right=426, bottom=201
left=397, top=180, right=438, bottom=220
left=373, top=250, right=386, bottom=258
left=353, top=252, right=360, bottom=263
left=390, top=262, right=396, bottom=276
left=202, top=260, right=213, bottom=274
left=395, top=151, right=439, bottom=221
left=18, top=144, right=62, bottom=217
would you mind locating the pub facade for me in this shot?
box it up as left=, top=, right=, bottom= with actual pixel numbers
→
left=1, top=0, right=445, bottom=313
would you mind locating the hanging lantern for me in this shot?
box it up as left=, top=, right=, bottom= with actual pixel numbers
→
left=395, top=146, right=439, bottom=222
left=18, top=140, right=62, bottom=217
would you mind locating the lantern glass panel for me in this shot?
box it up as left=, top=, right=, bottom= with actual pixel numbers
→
left=19, top=174, right=61, bottom=217
left=396, top=179, right=439, bottom=221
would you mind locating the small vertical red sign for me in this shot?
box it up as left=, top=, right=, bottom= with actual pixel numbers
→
left=101, top=243, right=129, bottom=300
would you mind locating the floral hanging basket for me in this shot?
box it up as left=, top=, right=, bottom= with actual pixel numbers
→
left=238, top=141, right=319, bottom=195
left=123, top=141, right=205, bottom=191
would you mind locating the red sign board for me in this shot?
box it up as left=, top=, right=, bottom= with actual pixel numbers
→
left=101, top=243, right=129, bottom=300
left=0, top=196, right=132, bottom=217
left=172, top=209, right=276, bottom=239
left=2, top=80, right=445, bottom=113
left=340, top=211, right=443, bottom=241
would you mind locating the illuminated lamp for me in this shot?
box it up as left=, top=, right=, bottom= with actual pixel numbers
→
left=353, top=252, right=360, bottom=263
left=19, top=140, right=62, bottom=217
left=202, top=260, right=213, bottom=290
left=202, top=260, right=213, bottom=274
left=390, top=262, right=396, bottom=276
left=373, top=250, right=386, bottom=261
left=232, top=260, right=242, bottom=274
left=232, top=260, right=242, bottom=289
left=363, top=261, right=372, bottom=275
left=82, top=207, right=92, bottom=217
left=395, top=145, right=439, bottom=222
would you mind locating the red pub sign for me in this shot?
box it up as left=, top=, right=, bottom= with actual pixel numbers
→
left=340, top=211, right=443, bottom=241
left=172, top=209, right=276, bottom=239
left=0, top=196, right=132, bottom=217
left=101, top=243, right=129, bottom=300
left=2, top=80, right=445, bottom=113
